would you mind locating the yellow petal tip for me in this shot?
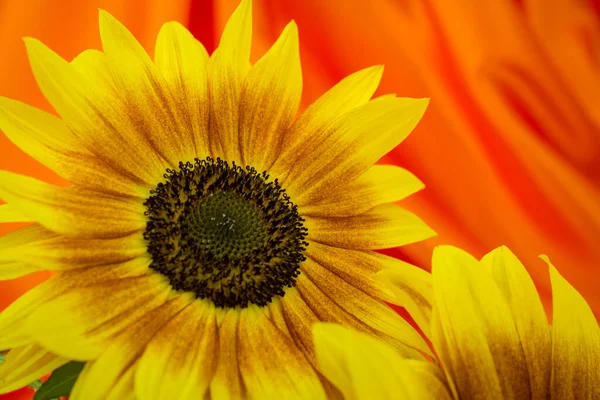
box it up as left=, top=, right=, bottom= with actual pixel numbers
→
left=98, top=9, right=122, bottom=33
left=539, top=254, right=551, bottom=263
left=366, top=64, right=385, bottom=80
left=22, top=37, right=44, bottom=52
left=98, top=8, right=112, bottom=19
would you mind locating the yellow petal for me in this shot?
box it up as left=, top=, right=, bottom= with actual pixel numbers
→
left=265, top=298, right=338, bottom=399
left=105, top=362, right=138, bottom=400
left=24, top=38, right=165, bottom=186
left=542, top=256, right=600, bottom=399
left=305, top=203, right=435, bottom=250
left=214, top=0, right=252, bottom=63
left=0, top=96, right=144, bottom=198
left=278, top=65, right=383, bottom=162
left=155, top=22, right=210, bottom=158
left=377, top=260, right=434, bottom=339
left=0, top=278, right=61, bottom=350
left=305, top=241, right=397, bottom=303
left=0, top=344, right=68, bottom=394
left=99, top=11, right=193, bottom=167
left=431, top=246, right=530, bottom=399
left=302, top=255, right=432, bottom=358
left=0, top=224, right=146, bottom=275
left=135, top=300, right=218, bottom=400
left=481, top=247, right=551, bottom=399
left=239, top=21, right=301, bottom=170
left=295, top=275, right=424, bottom=360
left=0, top=203, right=32, bottom=223
left=278, top=290, right=321, bottom=362
left=71, top=295, right=191, bottom=400
left=0, top=224, right=55, bottom=279
left=208, top=0, right=252, bottom=160
left=70, top=49, right=117, bottom=93
left=209, top=309, right=245, bottom=399
left=238, top=305, right=326, bottom=399
left=313, top=323, right=451, bottom=400
left=0, top=259, right=148, bottom=350
left=24, top=273, right=171, bottom=360
left=300, top=165, right=424, bottom=217
left=0, top=262, right=39, bottom=281
left=0, top=171, right=145, bottom=238
left=276, top=96, right=428, bottom=206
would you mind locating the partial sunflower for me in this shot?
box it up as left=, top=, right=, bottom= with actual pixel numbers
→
left=314, top=245, right=600, bottom=399
left=0, top=0, right=435, bottom=398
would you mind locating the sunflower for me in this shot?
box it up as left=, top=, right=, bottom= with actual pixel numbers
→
left=314, top=245, right=600, bottom=399
left=0, top=0, right=435, bottom=398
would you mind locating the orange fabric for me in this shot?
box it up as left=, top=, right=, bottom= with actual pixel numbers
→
left=212, top=0, right=600, bottom=316
left=0, top=387, right=35, bottom=400
left=0, top=0, right=192, bottom=313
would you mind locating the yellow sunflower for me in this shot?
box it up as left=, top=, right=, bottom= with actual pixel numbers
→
left=0, top=0, right=435, bottom=398
left=314, top=245, right=600, bottom=399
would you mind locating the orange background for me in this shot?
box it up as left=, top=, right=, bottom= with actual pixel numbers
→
left=1, top=0, right=600, bottom=398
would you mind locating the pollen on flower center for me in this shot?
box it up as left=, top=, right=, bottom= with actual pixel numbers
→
left=143, top=157, right=308, bottom=308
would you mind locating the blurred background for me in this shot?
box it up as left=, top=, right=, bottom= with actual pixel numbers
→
left=1, top=0, right=599, bottom=397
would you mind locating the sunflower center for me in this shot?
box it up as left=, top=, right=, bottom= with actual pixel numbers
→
left=143, top=157, right=307, bottom=308
left=187, top=191, right=270, bottom=259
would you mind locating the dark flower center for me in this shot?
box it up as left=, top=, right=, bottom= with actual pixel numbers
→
left=143, top=157, right=308, bottom=308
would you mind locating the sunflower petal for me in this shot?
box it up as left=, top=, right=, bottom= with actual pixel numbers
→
left=24, top=38, right=165, bottom=186
left=0, top=171, right=144, bottom=238
left=0, top=203, right=32, bottom=223
left=306, top=203, right=435, bottom=250
left=542, top=256, right=600, bottom=399
left=155, top=22, right=210, bottom=158
left=237, top=305, right=326, bottom=399
left=135, top=300, right=218, bottom=400
left=0, top=258, right=149, bottom=352
left=278, top=291, right=321, bottom=361
left=377, top=260, right=434, bottom=338
left=209, top=309, right=245, bottom=399
left=70, top=49, right=116, bottom=92
left=0, top=344, right=69, bottom=394
left=481, top=247, right=551, bottom=399
left=0, top=263, right=39, bottom=281
left=278, top=65, right=383, bottom=159
left=105, top=363, right=138, bottom=400
left=300, top=165, right=424, bottom=217
left=305, top=241, right=396, bottom=303
left=0, top=225, right=53, bottom=278
left=239, top=21, right=301, bottom=170
left=98, top=11, right=193, bottom=167
left=295, top=276, right=424, bottom=360
left=277, top=96, right=428, bottom=205
left=0, top=97, right=143, bottom=198
left=267, top=297, right=339, bottom=400
left=0, top=228, right=146, bottom=271
left=71, top=296, right=191, bottom=400
left=0, top=278, right=61, bottom=349
left=302, top=255, right=432, bottom=358
left=208, top=0, right=252, bottom=160
left=24, top=274, right=171, bottom=360
left=313, top=323, right=451, bottom=400
left=431, top=246, right=530, bottom=399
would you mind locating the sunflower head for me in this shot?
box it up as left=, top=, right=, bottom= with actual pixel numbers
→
left=143, top=156, right=308, bottom=308
left=0, top=0, right=434, bottom=398
left=313, top=245, right=600, bottom=399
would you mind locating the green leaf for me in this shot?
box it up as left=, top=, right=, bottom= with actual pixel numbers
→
left=33, top=361, right=85, bottom=400
left=0, top=352, right=5, bottom=365
left=28, top=379, right=43, bottom=391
